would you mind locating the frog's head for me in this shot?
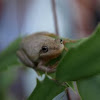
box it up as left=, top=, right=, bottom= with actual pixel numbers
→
left=39, top=38, right=64, bottom=60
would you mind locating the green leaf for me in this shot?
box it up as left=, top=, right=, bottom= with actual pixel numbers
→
left=67, top=81, right=74, bottom=91
left=0, top=67, right=18, bottom=91
left=28, top=76, right=65, bottom=100
left=56, top=24, right=100, bottom=81
left=77, top=75, right=100, bottom=100
left=0, top=66, right=18, bottom=100
left=0, top=37, right=22, bottom=71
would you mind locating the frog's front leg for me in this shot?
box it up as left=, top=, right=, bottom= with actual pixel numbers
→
left=17, top=49, right=35, bottom=67
left=63, top=39, right=76, bottom=45
left=63, top=39, right=76, bottom=51
left=36, top=61, right=58, bottom=73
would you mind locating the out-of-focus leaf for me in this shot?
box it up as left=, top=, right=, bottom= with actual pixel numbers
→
left=0, top=67, right=18, bottom=100
left=77, top=75, right=100, bottom=100
left=0, top=37, right=22, bottom=71
left=0, top=67, right=18, bottom=90
left=28, top=76, right=65, bottom=100
left=56, top=24, right=100, bottom=81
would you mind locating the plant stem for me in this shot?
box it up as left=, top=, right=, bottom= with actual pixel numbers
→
left=51, top=0, right=59, bottom=35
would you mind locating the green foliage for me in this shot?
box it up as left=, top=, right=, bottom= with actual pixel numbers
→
left=0, top=37, right=22, bottom=100
left=0, top=37, right=22, bottom=71
left=0, top=67, right=18, bottom=100
left=77, top=75, right=100, bottom=100
left=56, top=24, right=100, bottom=81
left=1, top=25, right=100, bottom=100
left=28, top=76, right=65, bottom=100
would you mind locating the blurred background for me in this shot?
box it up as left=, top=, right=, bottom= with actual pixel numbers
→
left=0, top=0, right=100, bottom=100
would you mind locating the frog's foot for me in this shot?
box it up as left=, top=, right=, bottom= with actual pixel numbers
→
left=36, top=61, right=57, bottom=73
left=63, top=39, right=76, bottom=45
left=49, top=61, right=59, bottom=69
left=63, top=39, right=76, bottom=51
left=64, top=47, right=68, bottom=51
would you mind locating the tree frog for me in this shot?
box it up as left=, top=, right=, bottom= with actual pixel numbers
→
left=17, top=32, right=72, bottom=73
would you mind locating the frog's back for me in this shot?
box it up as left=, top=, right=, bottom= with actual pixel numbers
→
left=20, top=33, right=54, bottom=61
left=21, top=33, right=54, bottom=49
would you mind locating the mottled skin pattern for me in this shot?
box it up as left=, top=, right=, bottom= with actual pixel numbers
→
left=17, top=32, right=64, bottom=73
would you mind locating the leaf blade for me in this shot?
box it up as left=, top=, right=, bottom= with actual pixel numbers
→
left=56, top=24, right=100, bottom=81
left=77, top=75, right=100, bottom=100
left=0, top=37, right=22, bottom=71
left=28, top=76, right=65, bottom=100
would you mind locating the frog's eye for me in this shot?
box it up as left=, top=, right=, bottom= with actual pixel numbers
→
left=42, top=46, right=48, bottom=53
left=60, top=39, right=63, bottom=44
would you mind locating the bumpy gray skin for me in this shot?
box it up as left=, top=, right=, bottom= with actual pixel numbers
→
left=17, top=32, right=64, bottom=73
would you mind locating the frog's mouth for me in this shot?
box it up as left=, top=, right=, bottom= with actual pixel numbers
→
left=39, top=47, right=64, bottom=61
